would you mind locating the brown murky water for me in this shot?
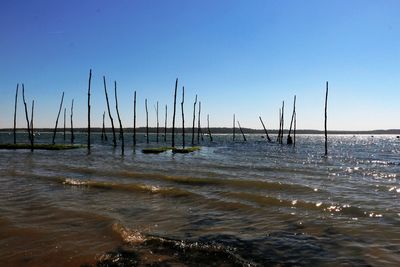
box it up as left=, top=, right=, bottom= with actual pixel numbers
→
left=1, top=133, right=399, bottom=266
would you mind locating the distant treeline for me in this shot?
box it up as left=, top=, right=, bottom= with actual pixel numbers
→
left=1, top=127, right=400, bottom=135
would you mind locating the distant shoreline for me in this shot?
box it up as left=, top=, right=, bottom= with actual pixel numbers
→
left=1, top=127, right=399, bottom=135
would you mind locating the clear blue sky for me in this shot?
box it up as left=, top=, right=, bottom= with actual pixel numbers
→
left=1, top=0, right=399, bottom=130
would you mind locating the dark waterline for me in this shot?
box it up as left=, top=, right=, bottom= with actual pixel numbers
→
left=0, top=133, right=399, bottom=266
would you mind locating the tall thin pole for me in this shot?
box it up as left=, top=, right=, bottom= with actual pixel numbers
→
left=70, top=99, right=74, bottom=144
left=52, top=92, right=64, bottom=145
left=172, top=78, right=178, bottom=147
left=22, top=84, right=31, bottom=143
left=207, top=114, right=213, bottom=142
left=281, top=101, right=284, bottom=144
left=133, top=91, right=136, bottom=146
left=13, top=84, right=18, bottom=144
left=277, top=108, right=281, bottom=143
left=103, top=76, right=116, bottom=147
left=156, top=101, right=159, bottom=143
left=197, top=101, right=201, bottom=144
left=145, top=98, right=149, bottom=144
left=191, top=95, right=197, bottom=145
left=237, top=120, right=247, bottom=141
left=259, top=116, right=272, bottom=142
left=325, top=81, right=328, bottom=156
left=294, top=111, right=297, bottom=147
left=101, top=111, right=106, bottom=141
left=30, top=100, right=34, bottom=151
left=87, top=69, right=92, bottom=150
left=63, top=107, right=66, bottom=141
left=164, top=104, right=167, bottom=142
left=181, top=86, right=185, bottom=148
left=233, top=114, right=235, bottom=141
left=114, top=81, right=124, bottom=153
left=287, top=95, right=296, bottom=144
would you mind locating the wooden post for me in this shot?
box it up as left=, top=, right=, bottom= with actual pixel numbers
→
left=63, top=107, right=66, bottom=141
left=164, top=104, right=167, bottom=142
left=133, top=91, right=136, bottom=146
left=172, top=78, right=178, bottom=147
left=156, top=101, right=159, bottom=143
left=70, top=99, right=74, bottom=144
left=197, top=101, right=201, bottom=144
left=87, top=69, right=92, bottom=150
left=191, top=95, right=197, bottom=146
left=259, top=116, right=272, bottom=142
left=13, top=84, right=18, bottom=144
left=103, top=76, right=117, bottom=147
left=207, top=114, right=213, bottom=142
left=233, top=114, right=236, bottom=141
left=277, top=108, right=281, bottom=143
left=281, top=101, right=284, bottom=144
left=114, top=81, right=124, bottom=153
left=145, top=98, right=149, bottom=144
left=30, top=100, right=34, bottom=151
left=22, top=84, right=31, bottom=143
left=237, top=120, right=247, bottom=141
left=52, top=92, right=64, bottom=145
left=325, top=81, right=328, bottom=156
left=181, top=86, right=185, bottom=148
left=287, top=95, right=296, bottom=145
left=101, top=111, right=106, bottom=141
left=294, top=111, right=297, bottom=147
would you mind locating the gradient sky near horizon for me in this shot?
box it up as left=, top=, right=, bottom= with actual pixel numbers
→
left=1, top=0, right=399, bottom=130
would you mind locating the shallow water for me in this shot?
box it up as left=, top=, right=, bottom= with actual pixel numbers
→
left=0, top=133, right=399, bottom=266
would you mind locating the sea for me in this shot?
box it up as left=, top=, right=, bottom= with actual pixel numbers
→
left=0, top=132, right=399, bottom=266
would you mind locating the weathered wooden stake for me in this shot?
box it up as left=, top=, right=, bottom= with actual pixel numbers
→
left=191, top=95, right=197, bottom=145
left=87, top=69, right=92, bottom=150
left=70, top=99, right=75, bottom=144
left=294, top=111, right=297, bottom=147
left=30, top=100, right=34, bottom=151
left=233, top=114, right=236, bottom=141
left=63, top=107, right=66, bottom=141
left=197, top=101, right=201, bottom=144
left=52, top=92, right=64, bottom=145
left=259, top=116, right=272, bottom=142
left=181, top=86, right=185, bottom=148
left=101, top=111, right=106, bottom=141
left=164, top=104, right=167, bottom=142
left=277, top=108, right=281, bottom=143
left=114, top=81, right=124, bottom=153
left=13, top=84, right=19, bottom=144
left=133, top=91, right=137, bottom=146
left=237, top=120, right=247, bottom=141
left=22, top=84, right=31, bottom=143
left=287, top=96, right=296, bottom=144
left=156, top=101, right=159, bottom=143
left=281, top=101, right=285, bottom=144
left=103, top=76, right=117, bottom=147
left=172, top=78, right=178, bottom=147
left=145, top=98, right=149, bottom=144
left=325, top=81, right=328, bottom=156
left=207, top=114, right=213, bottom=142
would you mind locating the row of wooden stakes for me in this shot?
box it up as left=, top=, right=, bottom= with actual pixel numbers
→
left=9, top=69, right=329, bottom=155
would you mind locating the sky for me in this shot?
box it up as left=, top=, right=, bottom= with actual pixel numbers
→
left=0, top=0, right=399, bottom=130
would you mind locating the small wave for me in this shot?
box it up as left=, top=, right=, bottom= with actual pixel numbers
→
left=112, top=223, right=146, bottom=244
left=63, top=178, right=87, bottom=186
left=116, top=170, right=320, bottom=195
left=61, top=178, right=192, bottom=197
left=223, top=192, right=368, bottom=217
